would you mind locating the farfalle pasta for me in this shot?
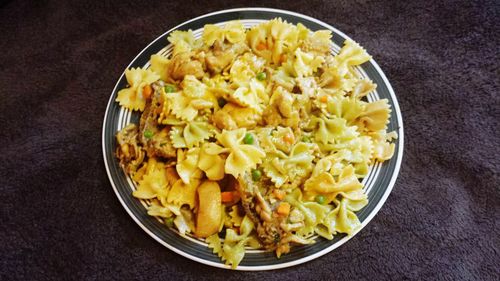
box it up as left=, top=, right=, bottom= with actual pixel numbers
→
left=114, top=18, right=397, bottom=268
left=116, top=68, right=160, bottom=111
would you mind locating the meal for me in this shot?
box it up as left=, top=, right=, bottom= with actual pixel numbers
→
left=114, top=18, right=396, bottom=268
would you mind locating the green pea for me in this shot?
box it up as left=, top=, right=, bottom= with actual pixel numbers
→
left=144, top=130, right=154, bottom=139
left=243, top=133, right=254, bottom=144
left=301, top=136, right=311, bottom=143
left=164, top=84, right=176, bottom=93
left=165, top=217, right=174, bottom=228
left=315, top=195, right=326, bottom=205
left=251, top=169, right=262, bottom=181
left=217, top=97, right=227, bottom=108
left=256, top=72, right=267, bottom=81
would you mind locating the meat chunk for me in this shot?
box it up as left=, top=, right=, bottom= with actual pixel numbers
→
left=139, top=83, right=176, bottom=158
left=206, top=50, right=234, bottom=74
left=235, top=173, right=288, bottom=251
left=205, top=41, right=249, bottom=74
left=167, top=52, right=204, bottom=81
left=115, top=124, right=145, bottom=173
left=262, top=87, right=300, bottom=128
left=212, top=103, right=260, bottom=130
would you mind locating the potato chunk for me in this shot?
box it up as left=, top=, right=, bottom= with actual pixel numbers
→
left=195, top=181, right=222, bottom=238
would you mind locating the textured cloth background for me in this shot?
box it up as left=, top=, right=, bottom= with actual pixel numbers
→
left=1, top=0, right=499, bottom=280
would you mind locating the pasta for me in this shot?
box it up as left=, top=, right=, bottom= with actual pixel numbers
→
left=114, top=19, right=397, bottom=268
left=116, top=68, right=160, bottom=111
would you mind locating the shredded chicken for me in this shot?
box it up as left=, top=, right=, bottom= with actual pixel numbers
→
left=212, top=103, right=260, bottom=130
left=139, top=83, right=176, bottom=158
left=263, top=87, right=300, bottom=128
left=205, top=40, right=249, bottom=74
left=167, top=52, right=204, bottom=81
left=236, top=173, right=290, bottom=252
left=115, top=124, right=145, bottom=173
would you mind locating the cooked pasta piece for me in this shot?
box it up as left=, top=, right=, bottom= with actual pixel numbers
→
left=116, top=67, right=160, bottom=111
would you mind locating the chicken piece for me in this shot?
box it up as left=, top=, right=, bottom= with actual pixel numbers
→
left=211, top=109, right=237, bottom=130
left=263, top=87, right=300, bottom=128
left=167, top=52, right=204, bottom=81
left=206, top=42, right=235, bottom=74
left=212, top=103, right=260, bottom=130
left=139, top=83, right=176, bottom=158
left=115, top=124, right=145, bottom=174
left=206, top=52, right=234, bottom=74
left=205, top=41, right=249, bottom=74
left=235, top=173, right=289, bottom=251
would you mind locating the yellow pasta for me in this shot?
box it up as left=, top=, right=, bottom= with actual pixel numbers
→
left=116, top=67, right=159, bottom=111
left=217, top=128, right=265, bottom=178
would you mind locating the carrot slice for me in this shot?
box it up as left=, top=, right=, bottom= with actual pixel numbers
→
left=221, top=191, right=235, bottom=203
left=277, top=202, right=290, bottom=216
left=142, top=84, right=153, bottom=99
left=256, top=42, right=267, bottom=51
left=319, top=95, right=328, bottom=103
left=283, top=133, right=294, bottom=144
left=273, top=189, right=285, bottom=200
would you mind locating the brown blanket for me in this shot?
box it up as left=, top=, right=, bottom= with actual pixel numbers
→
left=1, top=0, right=498, bottom=280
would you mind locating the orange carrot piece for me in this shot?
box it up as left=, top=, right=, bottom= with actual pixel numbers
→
left=277, top=202, right=290, bottom=216
left=142, top=84, right=153, bottom=99
left=273, top=189, right=285, bottom=200
left=319, top=95, right=328, bottom=103
left=283, top=133, right=294, bottom=144
left=221, top=191, right=235, bottom=203
left=256, top=42, right=267, bottom=51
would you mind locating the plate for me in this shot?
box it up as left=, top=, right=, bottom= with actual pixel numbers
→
left=102, top=7, right=404, bottom=270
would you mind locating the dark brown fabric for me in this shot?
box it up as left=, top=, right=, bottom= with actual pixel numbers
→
left=1, top=0, right=499, bottom=280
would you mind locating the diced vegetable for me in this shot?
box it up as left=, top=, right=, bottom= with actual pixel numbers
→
left=221, top=191, right=235, bottom=203
left=315, top=195, right=326, bottom=205
left=144, top=130, right=154, bottom=139
left=256, top=72, right=267, bottom=81
left=251, top=169, right=262, bottom=181
left=277, top=202, right=291, bottom=216
left=164, top=84, right=176, bottom=93
left=283, top=133, right=294, bottom=144
left=142, top=84, right=152, bottom=99
left=273, top=189, right=285, bottom=200
left=256, top=42, right=267, bottom=50
left=319, top=95, right=328, bottom=103
left=301, top=136, right=311, bottom=143
left=243, top=133, right=254, bottom=144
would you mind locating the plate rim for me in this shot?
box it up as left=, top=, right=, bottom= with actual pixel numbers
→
left=102, top=7, right=404, bottom=271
